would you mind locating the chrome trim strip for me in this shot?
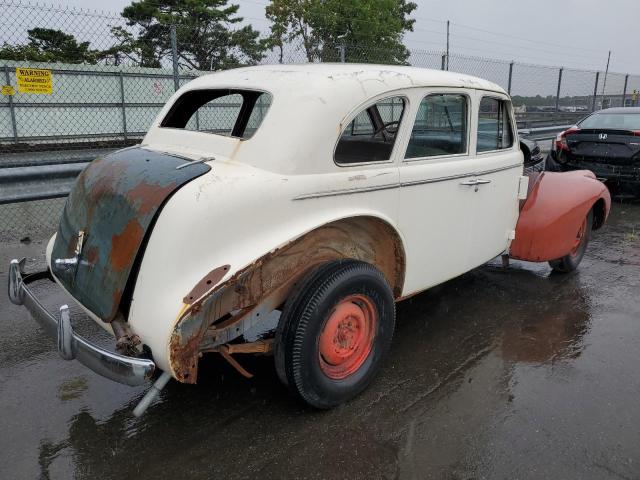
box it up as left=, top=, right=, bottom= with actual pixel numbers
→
left=400, top=162, right=522, bottom=188
left=8, top=259, right=155, bottom=386
left=293, top=182, right=400, bottom=200
left=293, top=162, right=522, bottom=200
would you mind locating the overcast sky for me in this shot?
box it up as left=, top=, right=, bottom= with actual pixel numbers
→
left=31, top=0, right=640, bottom=73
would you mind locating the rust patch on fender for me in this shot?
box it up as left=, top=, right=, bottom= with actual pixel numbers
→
left=84, top=246, right=99, bottom=267
left=127, top=181, right=178, bottom=215
left=110, top=220, right=144, bottom=272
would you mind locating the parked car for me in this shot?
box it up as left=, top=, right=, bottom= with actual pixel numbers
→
left=548, top=107, right=640, bottom=197
left=8, top=65, right=611, bottom=416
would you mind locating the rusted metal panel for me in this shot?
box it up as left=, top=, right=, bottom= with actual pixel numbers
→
left=182, top=264, right=230, bottom=304
left=510, top=171, right=611, bottom=262
left=169, top=217, right=405, bottom=383
left=51, top=147, right=210, bottom=322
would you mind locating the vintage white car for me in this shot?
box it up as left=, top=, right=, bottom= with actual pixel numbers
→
left=9, top=64, right=611, bottom=416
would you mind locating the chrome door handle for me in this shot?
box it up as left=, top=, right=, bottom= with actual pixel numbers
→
left=460, top=178, right=491, bottom=192
left=460, top=178, right=491, bottom=186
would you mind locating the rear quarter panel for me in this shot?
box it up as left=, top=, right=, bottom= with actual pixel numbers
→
left=127, top=158, right=403, bottom=374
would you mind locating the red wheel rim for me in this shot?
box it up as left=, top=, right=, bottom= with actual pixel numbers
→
left=569, top=217, right=588, bottom=257
left=318, top=294, right=377, bottom=380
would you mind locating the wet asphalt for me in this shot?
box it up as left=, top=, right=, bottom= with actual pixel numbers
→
left=0, top=204, right=639, bottom=480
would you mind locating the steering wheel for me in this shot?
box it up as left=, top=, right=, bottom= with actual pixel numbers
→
left=371, top=120, right=400, bottom=140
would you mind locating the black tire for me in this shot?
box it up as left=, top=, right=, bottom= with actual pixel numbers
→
left=549, top=210, right=593, bottom=273
left=274, top=260, right=395, bottom=409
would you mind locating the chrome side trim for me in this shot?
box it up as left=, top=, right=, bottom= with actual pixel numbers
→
left=400, top=162, right=522, bottom=188
left=293, top=182, right=400, bottom=200
left=293, top=162, right=522, bottom=200
left=8, top=259, right=155, bottom=386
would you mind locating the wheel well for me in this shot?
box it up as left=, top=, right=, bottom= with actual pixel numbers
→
left=592, top=199, right=606, bottom=230
left=339, top=216, right=405, bottom=296
left=278, top=216, right=406, bottom=298
left=169, top=216, right=406, bottom=383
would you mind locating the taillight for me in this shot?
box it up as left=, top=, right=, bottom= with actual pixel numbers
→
left=633, top=130, right=640, bottom=136
left=555, top=126, right=580, bottom=152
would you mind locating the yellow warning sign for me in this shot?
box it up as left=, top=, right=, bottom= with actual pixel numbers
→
left=16, top=68, right=52, bottom=94
left=1, top=85, right=15, bottom=96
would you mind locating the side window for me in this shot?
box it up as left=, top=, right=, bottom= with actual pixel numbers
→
left=335, top=97, right=405, bottom=165
left=477, top=97, right=514, bottom=152
left=405, top=94, right=468, bottom=159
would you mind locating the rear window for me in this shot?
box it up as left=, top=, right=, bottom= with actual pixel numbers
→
left=160, top=89, right=272, bottom=139
left=579, top=113, right=640, bottom=130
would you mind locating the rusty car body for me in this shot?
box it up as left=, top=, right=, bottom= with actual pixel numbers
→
left=8, top=64, right=611, bottom=414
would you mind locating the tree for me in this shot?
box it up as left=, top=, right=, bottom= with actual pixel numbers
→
left=118, top=0, right=267, bottom=70
left=265, top=0, right=417, bottom=65
left=265, top=0, right=319, bottom=62
left=0, top=28, right=100, bottom=63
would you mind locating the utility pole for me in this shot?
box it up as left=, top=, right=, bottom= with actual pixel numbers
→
left=446, top=20, right=450, bottom=71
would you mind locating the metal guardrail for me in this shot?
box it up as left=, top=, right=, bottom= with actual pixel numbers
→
left=0, top=124, right=569, bottom=205
left=519, top=125, right=571, bottom=143
left=0, top=163, right=84, bottom=204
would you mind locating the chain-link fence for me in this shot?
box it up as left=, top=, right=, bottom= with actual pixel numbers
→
left=1, top=0, right=639, bottom=242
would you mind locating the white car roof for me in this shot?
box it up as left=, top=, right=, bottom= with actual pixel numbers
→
left=185, top=63, right=507, bottom=97
left=147, top=64, right=508, bottom=175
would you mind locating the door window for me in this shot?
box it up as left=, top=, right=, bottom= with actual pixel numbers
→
left=405, top=94, right=468, bottom=159
left=477, top=97, right=514, bottom=152
left=335, top=97, right=406, bottom=165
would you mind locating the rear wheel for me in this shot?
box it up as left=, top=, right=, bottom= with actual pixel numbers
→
left=549, top=210, right=593, bottom=273
left=274, top=260, right=395, bottom=409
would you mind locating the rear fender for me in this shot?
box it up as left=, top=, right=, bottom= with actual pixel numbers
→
left=510, top=170, right=611, bottom=262
left=167, top=216, right=406, bottom=383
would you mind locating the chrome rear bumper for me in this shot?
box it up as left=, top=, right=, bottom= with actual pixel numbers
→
left=8, top=259, right=155, bottom=386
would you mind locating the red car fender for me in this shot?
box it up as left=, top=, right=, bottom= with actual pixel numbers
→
left=510, top=170, right=611, bottom=262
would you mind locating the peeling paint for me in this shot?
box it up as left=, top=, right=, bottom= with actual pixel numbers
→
left=110, top=220, right=144, bottom=272
left=51, top=147, right=210, bottom=322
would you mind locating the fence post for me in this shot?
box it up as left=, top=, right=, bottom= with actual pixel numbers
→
left=445, top=20, right=450, bottom=71
left=592, top=71, right=600, bottom=112
left=339, top=44, right=346, bottom=63
left=507, top=62, right=514, bottom=95
left=441, top=54, right=446, bottom=71
left=170, top=25, right=180, bottom=92
left=119, top=71, right=128, bottom=144
left=622, top=74, right=629, bottom=107
left=555, top=67, right=563, bottom=113
left=4, top=65, right=18, bottom=144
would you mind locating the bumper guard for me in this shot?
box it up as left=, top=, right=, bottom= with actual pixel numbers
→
left=8, top=259, right=155, bottom=386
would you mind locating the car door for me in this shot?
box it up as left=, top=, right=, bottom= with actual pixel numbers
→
left=397, top=89, right=477, bottom=295
left=466, top=92, right=523, bottom=268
